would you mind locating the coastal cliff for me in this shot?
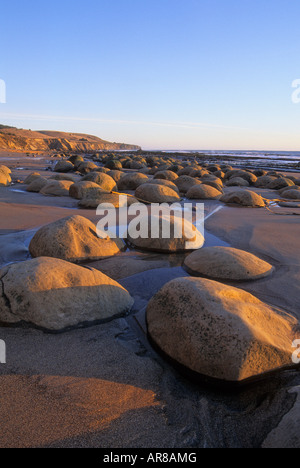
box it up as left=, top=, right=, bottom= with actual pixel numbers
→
left=0, top=126, right=141, bottom=152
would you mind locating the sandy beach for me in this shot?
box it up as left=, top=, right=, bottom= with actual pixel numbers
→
left=0, top=149, right=299, bottom=448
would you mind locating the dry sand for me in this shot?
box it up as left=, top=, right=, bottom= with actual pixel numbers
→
left=0, top=151, right=300, bottom=448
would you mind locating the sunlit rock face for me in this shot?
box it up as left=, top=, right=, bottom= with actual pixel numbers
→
left=29, top=215, right=124, bottom=263
left=0, top=257, right=134, bottom=331
left=0, top=165, right=11, bottom=186
left=147, top=277, right=299, bottom=384
left=127, top=214, right=204, bottom=253
left=184, top=246, right=274, bottom=281
left=135, top=184, right=180, bottom=203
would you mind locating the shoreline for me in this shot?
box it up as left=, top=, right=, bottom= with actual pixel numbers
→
left=0, top=150, right=299, bottom=448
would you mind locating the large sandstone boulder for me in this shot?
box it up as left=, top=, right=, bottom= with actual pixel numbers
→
left=82, top=172, right=117, bottom=192
left=186, top=184, right=222, bottom=200
left=69, top=181, right=108, bottom=200
left=199, top=176, right=223, bottom=192
left=220, top=190, right=265, bottom=207
left=175, top=176, right=202, bottom=194
left=118, top=173, right=149, bottom=191
left=50, top=174, right=79, bottom=183
left=267, top=178, right=295, bottom=190
left=54, top=161, right=74, bottom=173
left=254, top=176, right=277, bottom=188
left=105, top=160, right=123, bottom=170
left=146, top=277, right=299, bottom=384
left=184, top=246, right=274, bottom=281
left=26, top=177, right=49, bottom=192
left=227, top=170, right=257, bottom=185
left=77, top=161, right=99, bottom=174
left=29, top=215, right=124, bottom=263
left=0, top=257, right=134, bottom=331
left=135, top=184, right=180, bottom=203
left=278, top=201, right=300, bottom=208
left=0, top=172, right=11, bottom=186
left=127, top=214, right=204, bottom=253
left=40, top=180, right=73, bottom=197
left=280, top=189, right=300, bottom=200
left=23, top=172, right=41, bottom=185
left=153, top=170, right=178, bottom=182
left=226, top=177, right=249, bottom=187
left=0, top=165, right=11, bottom=177
left=145, top=179, right=179, bottom=193
left=107, top=170, right=125, bottom=183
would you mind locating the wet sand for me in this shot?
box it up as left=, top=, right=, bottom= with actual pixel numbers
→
left=0, top=151, right=300, bottom=448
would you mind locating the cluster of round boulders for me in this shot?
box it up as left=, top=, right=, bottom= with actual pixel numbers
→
left=184, top=246, right=274, bottom=281
left=29, top=215, right=124, bottom=263
left=0, top=257, right=134, bottom=331
left=146, top=277, right=299, bottom=384
left=127, top=214, right=204, bottom=253
left=135, top=184, right=180, bottom=203
left=220, top=190, right=265, bottom=207
left=0, top=165, right=12, bottom=186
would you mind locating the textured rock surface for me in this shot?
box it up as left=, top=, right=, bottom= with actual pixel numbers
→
left=135, top=184, right=180, bottom=203
left=40, top=180, right=73, bottom=197
left=0, top=257, right=134, bottom=330
left=175, top=176, right=202, bottom=194
left=69, top=181, right=108, bottom=200
left=147, top=277, right=299, bottom=383
left=184, top=246, right=274, bottom=281
left=82, top=172, right=117, bottom=192
left=26, top=176, right=49, bottom=192
left=221, top=190, right=265, bottom=207
left=262, top=387, right=300, bottom=448
left=186, top=184, right=222, bottom=200
left=54, top=161, right=74, bottom=173
left=118, top=173, right=149, bottom=190
left=127, top=214, right=204, bottom=253
left=78, top=193, right=138, bottom=209
left=29, top=215, right=124, bottom=262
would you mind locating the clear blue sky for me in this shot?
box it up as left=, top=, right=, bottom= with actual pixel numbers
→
left=0, top=0, right=300, bottom=150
